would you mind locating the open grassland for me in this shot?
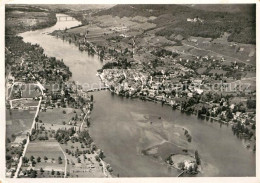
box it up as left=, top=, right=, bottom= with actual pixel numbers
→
left=182, top=34, right=256, bottom=65
left=68, top=25, right=112, bottom=36
left=10, top=83, right=41, bottom=99
left=11, top=99, right=39, bottom=108
left=91, top=15, right=156, bottom=31
left=39, top=108, right=82, bottom=126
left=21, top=84, right=41, bottom=98
left=23, top=140, right=65, bottom=171
left=60, top=141, right=105, bottom=177
left=6, top=108, right=36, bottom=139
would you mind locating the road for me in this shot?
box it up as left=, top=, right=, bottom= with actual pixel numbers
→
left=59, top=144, right=68, bottom=178
left=14, top=96, right=42, bottom=178
left=13, top=71, right=45, bottom=177
left=80, top=113, right=88, bottom=132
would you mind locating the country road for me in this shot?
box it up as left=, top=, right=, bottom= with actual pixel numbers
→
left=14, top=96, right=42, bottom=178
left=59, top=144, right=68, bottom=178
left=13, top=72, right=45, bottom=177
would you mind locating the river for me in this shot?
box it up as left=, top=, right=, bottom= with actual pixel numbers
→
left=19, top=14, right=255, bottom=177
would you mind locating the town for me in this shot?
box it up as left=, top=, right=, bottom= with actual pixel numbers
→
left=5, top=4, right=256, bottom=178
left=51, top=7, right=256, bottom=154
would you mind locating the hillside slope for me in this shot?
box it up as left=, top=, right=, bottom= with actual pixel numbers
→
left=95, top=4, right=256, bottom=44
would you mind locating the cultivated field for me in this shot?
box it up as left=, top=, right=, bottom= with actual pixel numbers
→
left=10, top=83, right=41, bottom=99
left=11, top=99, right=39, bottom=109
left=60, top=141, right=105, bottom=178
left=6, top=108, right=36, bottom=139
left=22, top=140, right=65, bottom=172
left=38, top=108, right=82, bottom=126
left=91, top=15, right=156, bottom=31
left=182, top=34, right=256, bottom=65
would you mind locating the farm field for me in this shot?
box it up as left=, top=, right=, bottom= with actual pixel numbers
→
left=6, top=108, right=37, bottom=139
left=10, top=83, right=41, bottom=99
left=92, top=15, right=156, bottom=31
left=21, top=84, right=41, bottom=98
left=182, top=34, right=256, bottom=65
left=38, top=108, right=82, bottom=126
left=68, top=24, right=112, bottom=36
left=21, top=140, right=65, bottom=172
left=60, top=139, right=105, bottom=177
left=11, top=99, right=39, bottom=108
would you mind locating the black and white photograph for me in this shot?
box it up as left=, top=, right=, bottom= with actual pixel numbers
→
left=1, top=1, right=259, bottom=182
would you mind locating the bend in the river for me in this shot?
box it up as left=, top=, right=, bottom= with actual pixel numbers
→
left=19, top=14, right=255, bottom=177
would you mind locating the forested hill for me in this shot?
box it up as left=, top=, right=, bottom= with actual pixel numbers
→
left=95, top=4, right=256, bottom=44
left=94, top=4, right=192, bottom=17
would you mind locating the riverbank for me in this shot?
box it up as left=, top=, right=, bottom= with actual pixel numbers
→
left=49, top=18, right=256, bottom=155
left=95, top=71, right=256, bottom=153
left=48, top=26, right=255, bottom=177
left=55, top=27, right=256, bottom=153
left=5, top=10, right=112, bottom=178
left=9, top=12, right=255, bottom=177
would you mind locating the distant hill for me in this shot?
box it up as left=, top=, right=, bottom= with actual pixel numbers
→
left=94, top=4, right=192, bottom=17
left=35, top=4, right=115, bottom=11
left=95, top=4, right=255, bottom=44
left=186, top=4, right=255, bottom=14
left=95, top=4, right=255, bottom=17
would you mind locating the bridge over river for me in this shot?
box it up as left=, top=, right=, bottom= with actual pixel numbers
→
left=85, top=86, right=110, bottom=93
left=56, top=15, right=77, bottom=21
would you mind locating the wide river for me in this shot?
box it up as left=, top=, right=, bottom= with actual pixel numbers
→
left=20, top=14, right=255, bottom=177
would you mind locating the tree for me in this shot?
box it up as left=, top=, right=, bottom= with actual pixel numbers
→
left=30, top=155, right=35, bottom=162
left=23, top=157, right=29, bottom=164
left=178, top=162, right=185, bottom=170
left=32, top=160, right=36, bottom=167
left=32, top=128, right=36, bottom=135
left=188, top=165, right=193, bottom=173
left=6, top=138, right=11, bottom=143
left=30, top=170, right=37, bottom=178
left=51, top=169, right=55, bottom=175
left=40, top=167, right=44, bottom=173
left=195, top=150, right=201, bottom=165
left=58, top=156, right=62, bottom=164
left=35, top=115, right=39, bottom=122
left=247, top=100, right=256, bottom=109
left=77, top=157, right=81, bottom=163
left=44, top=156, right=48, bottom=161
left=6, top=155, right=12, bottom=161
left=37, top=157, right=41, bottom=163
left=226, top=110, right=233, bottom=120
left=22, top=139, right=27, bottom=145
left=193, top=163, right=198, bottom=172
left=11, top=134, right=16, bottom=139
